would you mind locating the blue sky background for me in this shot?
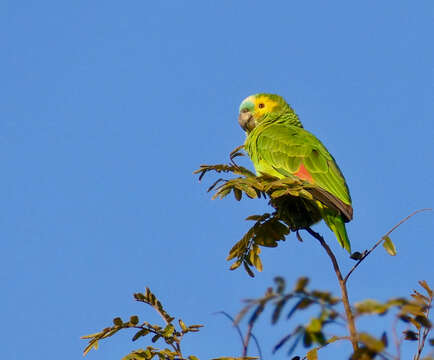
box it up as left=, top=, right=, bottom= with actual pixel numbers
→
left=1, top=1, right=433, bottom=359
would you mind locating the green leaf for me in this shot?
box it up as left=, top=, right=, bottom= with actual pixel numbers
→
left=355, top=299, right=388, bottom=315
left=358, top=332, right=385, bottom=352
left=294, top=277, right=309, bottom=292
left=132, top=329, right=150, bottom=341
left=414, top=315, right=432, bottom=328
left=306, top=348, right=318, bottom=360
left=248, top=248, right=255, bottom=265
left=287, top=298, right=313, bottom=319
left=233, top=188, right=242, bottom=201
left=151, top=334, right=161, bottom=343
left=134, top=292, right=146, bottom=301
left=382, top=235, right=397, bottom=256
left=81, top=331, right=102, bottom=340
left=243, top=185, right=259, bottom=198
left=311, top=331, right=326, bottom=346
left=399, top=315, right=411, bottom=323
left=214, top=187, right=231, bottom=200
left=122, top=349, right=148, bottom=360
left=270, top=189, right=290, bottom=198
left=243, top=261, right=255, bottom=278
left=179, top=319, right=188, bottom=332
left=401, top=303, right=426, bottom=317
left=272, top=294, right=292, bottom=324
left=188, top=324, right=203, bottom=329
left=298, top=189, right=313, bottom=200
left=245, top=214, right=265, bottom=221
left=303, top=331, right=312, bottom=348
left=83, top=340, right=98, bottom=356
left=306, top=318, right=322, bottom=332
left=113, top=317, right=123, bottom=326
left=130, top=315, right=139, bottom=325
left=403, top=330, right=418, bottom=341
left=229, top=260, right=242, bottom=271
left=419, top=280, right=433, bottom=298
left=162, top=324, right=175, bottom=337
left=254, top=235, right=278, bottom=247
left=252, top=254, right=263, bottom=272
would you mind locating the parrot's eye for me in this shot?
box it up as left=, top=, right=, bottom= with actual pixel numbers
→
left=258, top=103, right=265, bottom=109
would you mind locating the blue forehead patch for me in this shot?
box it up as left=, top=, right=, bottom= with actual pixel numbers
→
left=239, top=100, right=254, bottom=113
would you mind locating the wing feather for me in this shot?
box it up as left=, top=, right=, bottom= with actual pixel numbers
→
left=255, top=125, right=352, bottom=220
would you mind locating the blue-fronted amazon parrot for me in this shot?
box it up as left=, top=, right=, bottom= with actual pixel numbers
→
left=238, top=93, right=353, bottom=252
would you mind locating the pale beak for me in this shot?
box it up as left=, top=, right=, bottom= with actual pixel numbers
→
left=238, top=110, right=256, bottom=132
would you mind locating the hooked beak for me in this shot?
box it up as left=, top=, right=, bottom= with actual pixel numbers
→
left=238, top=110, right=256, bottom=132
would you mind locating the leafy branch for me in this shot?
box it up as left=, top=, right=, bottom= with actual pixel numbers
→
left=194, top=147, right=327, bottom=277
left=81, top=287, right=203, bottom=360
left=234, top=277, right=345, bottom=359
left=232, top=277, right=433, bottom=360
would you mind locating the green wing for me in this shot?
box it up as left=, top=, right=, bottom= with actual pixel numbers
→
left=253, top=124, right=352, bottom=218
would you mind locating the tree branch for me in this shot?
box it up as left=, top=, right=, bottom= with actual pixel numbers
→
left=344, top=208, right=432, bottom=284
left=305, top=227, right=359, bottom=352
left=215, top=311, right=263, bottom=359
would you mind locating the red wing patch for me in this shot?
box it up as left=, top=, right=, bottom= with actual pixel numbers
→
left=294, top=163, right=314, bottom=183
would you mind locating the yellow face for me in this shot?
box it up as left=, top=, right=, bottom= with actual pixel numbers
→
left=238, top=93, right=291, bottom=132
left=238, top=93, right=300, bottom=132
left=244, top=95, right=280, bottom=119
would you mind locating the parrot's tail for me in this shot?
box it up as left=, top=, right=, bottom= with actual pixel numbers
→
left=323, top=212, right=351, bottom=253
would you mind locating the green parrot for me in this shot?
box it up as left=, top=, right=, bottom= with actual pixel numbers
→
left=238, top=93, right=353, bottom=252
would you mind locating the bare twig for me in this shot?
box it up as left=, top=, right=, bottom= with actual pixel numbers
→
left=214, top=311, right=245, bottom=352
left=344, top=208, right=432, bottom=284
left=250, top=333, right=263, bottom=360
left=391, top=316, right=402, bottom=360
left=214, top=311, right=263, bottom=359
left=242, top=322, right=254, bottom=357
left=305, top=227, right=359, bottom=352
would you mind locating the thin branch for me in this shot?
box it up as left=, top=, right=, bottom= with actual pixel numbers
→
left=214, top=311, right=263, bottom=359
left=214, top=311, right=245, bottom=351
left=250, top=333, right=263, bottom=360
left=344, top=208, right=431, bottom=284
left=305, top=227, right=359, bottom=352
left=242, top=322, right=254, bottom=357
left=391, top=316, right=401, bottom=360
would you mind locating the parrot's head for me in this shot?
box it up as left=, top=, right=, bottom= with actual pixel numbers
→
left=238, top=93, right=301, bottom=132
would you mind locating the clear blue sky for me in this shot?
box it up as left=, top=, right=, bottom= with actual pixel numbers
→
left=1, top=1, right=433, bottom=359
